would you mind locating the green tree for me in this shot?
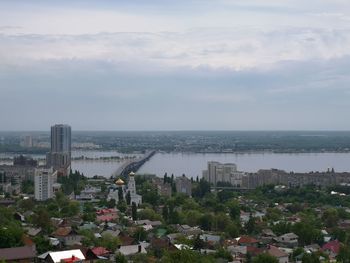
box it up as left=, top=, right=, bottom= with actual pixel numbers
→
left=107, top=198, right=116, bottom=208
left=245, top=214, right=256, bottom=234
left=162, top=205, right=169, bottom=222
left=322, top=208, right=339, bottom=228
left=132, top=202, right=138, bottom=221
left=99, top=233, right=120, bottom=251
left=117, top=200, right=127, bottom=213
left=133, top=227, right=147, bottom=241
left=118, top=187, right=124, bottom=201
left=126, top=191, right=131, bottom=205
left=253, top=253, right=279, bottom=263
left=115, top=252, right=127, bottom=263
left=337, top=244, right=350, bottom=263
left=33, top=236, right=53, bottom=254
left=0, top=224, right=24, bottom=248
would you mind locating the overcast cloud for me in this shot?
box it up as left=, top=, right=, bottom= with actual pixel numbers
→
left=0, top=0, right=350, bottom=130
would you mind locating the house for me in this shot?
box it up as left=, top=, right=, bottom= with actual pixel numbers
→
left=275, top=233, right=298, bottom=248
left=25, top=227, right=42, bottom=237
left=237, top=236, right=259, bottom=247
left=150, top=237, right=177, bottom=252
left=116, top=243, right=148, bottom=256
left=91, top=247, right=111, bottom=258
left=260, top=229, right=276, bottom=243
left=41, top=249, right=85, bottom=263
left=200, top=234, right=221, bottom=245
left=135, top=220, right=162, bottom=227
left=176, top=224, right=202, bottom=236
left=14, top=212, right=26, bottom=222
left=0, top=246, right=36, bottom=263
left=96, top=208, right=118, bottom=222
left=267, top=245, right=289, bottom=263
left=322, top=240, right=341, bottom=259
left=100, top=229, right=120, bottom=238
left=51, top=227, right=82, bottom=246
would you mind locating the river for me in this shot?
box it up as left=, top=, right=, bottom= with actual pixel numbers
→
left=1, top=151, right=350, bottom=178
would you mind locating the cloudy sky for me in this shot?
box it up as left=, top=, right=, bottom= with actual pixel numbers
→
left=1, top=0, right=350, bottom=130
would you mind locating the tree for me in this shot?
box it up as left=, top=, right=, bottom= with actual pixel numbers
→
left=132, top=202, right=138, bottom=221
left=322, top=208, right=339, bottom=228
left=225, top=222, right=239, bottom=238
left=118, top=187, right=124, bottom=201
left=337, top=245, right=350, bottom=263
left=33, top=236, right=53, bottom=254
left=106, top=198, right=115, bottom=208
left=133, top=227, right=147, bottom=241
left=117, top=200, right=127, bottom=213
left=162, top=205, right=169, bottom=222
left=245, top=214, right=256, bottom=234
left=115, top=252, right=127, bottom=263
left=33, top=209, right=51, bottom=233
left=252, top=253, right=279, bottom=263
left=99, top=233, right=120, bottom=251
left=0, top=224, right=24, bottom=248
left=126, top=191, right=131, bottom=205
left=227, top=200, right=240, bottom=220
left=162, top=249, right=215, bottom=263
left=193, top=235, right=204, bottom=250
left=302, top=253, right=321, bottom=263
left=199, top=213, right=213, bottom=231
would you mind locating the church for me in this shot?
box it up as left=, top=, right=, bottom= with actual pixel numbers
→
left=107, top=171, right=142, bottom=205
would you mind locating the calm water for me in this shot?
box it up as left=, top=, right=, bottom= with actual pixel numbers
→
left=138, top=152, right=350, bottom=178
left=0, top=151, right=140, bottom=178
left=2, top=151, right=350, bottom=178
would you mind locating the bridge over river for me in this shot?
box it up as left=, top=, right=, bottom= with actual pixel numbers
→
left=113, top=150, right=156, bottom=177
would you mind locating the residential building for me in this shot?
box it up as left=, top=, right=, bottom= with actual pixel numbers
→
left=34, top=167, right=57, bottom=201
left=40, top=249, right=85, bottom=263
left=0, top=246, right=36, bottom=263
left=275, top=233, right=299, bottom=248
left=51, top=227, right=82, bottom=246
left=203, top=161, right=246, bottom=187
left=175, top=175, right=192, bottom=196
left=46, top=124, right=71, bottom=176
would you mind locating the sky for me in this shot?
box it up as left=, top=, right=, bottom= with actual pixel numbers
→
left=1, top=0, right=350, bottom=130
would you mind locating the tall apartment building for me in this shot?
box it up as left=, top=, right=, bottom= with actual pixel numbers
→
left=34, top=167, right=57, bottom=201
left=46, top=124, right=71, bottom=176
left=203, top=161, right=245, bottom=187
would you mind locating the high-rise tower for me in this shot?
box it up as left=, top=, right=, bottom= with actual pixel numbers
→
left=46, top=124, right=71, bottom=176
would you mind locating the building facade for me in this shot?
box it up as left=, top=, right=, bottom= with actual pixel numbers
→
left=108, top=172, right=142, bottom=205
left=46, top=124, right=71, bottom=176
left=34, top=167, right=57, bottom=201
left=203, top=161, right=246, bottom=187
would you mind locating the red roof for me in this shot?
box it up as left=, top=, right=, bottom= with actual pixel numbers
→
left=91, top=247, right=110, bottom=256
left=238, top=236, right=259, bottom=244
left=63, top=256, right=82, bottom=263
left=96, top=214, right=117, bottom=222
left=322, top=240, right=340, bottom=254
left=247, top=246, right=264, bottom=256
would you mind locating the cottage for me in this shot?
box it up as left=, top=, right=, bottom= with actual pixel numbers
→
left=275, top=233, right=298, bottom=248
left=41, top=249, right=85, bottom=263
left=51, top=227, right=82, bottom=246
left=267, top=245, right=289, bottom=263
left=0, top=246, right=36, bottom=263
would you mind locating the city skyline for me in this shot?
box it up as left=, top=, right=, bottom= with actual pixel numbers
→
left=1, top=0, right=350, bottom=130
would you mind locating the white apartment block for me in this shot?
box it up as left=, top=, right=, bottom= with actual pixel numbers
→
left=203, top=161, right=245, bottom=187
left=34, top=168, right=57, bottom=201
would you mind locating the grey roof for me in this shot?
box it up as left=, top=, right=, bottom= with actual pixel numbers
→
left=0, top=246, right=36, bottom=260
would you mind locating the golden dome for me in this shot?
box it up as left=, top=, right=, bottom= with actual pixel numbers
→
left=129, top=172, right=135, bottom=177
left=115, top=178, right=125, bottom=185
